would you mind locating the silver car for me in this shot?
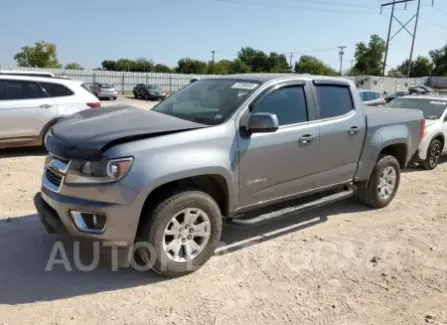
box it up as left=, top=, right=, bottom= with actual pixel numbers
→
left=90, top=82, right=118, bottom=100
left=359, top=90, right=386, bottom=106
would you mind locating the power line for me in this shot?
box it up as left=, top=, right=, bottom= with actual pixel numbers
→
left=212, top=0, right=381, bottom=14
left=431, top=5, right=447, bottom=16
left=419, top=15, right=447, bottom=30
left=287, top=0, right=377, bottom=9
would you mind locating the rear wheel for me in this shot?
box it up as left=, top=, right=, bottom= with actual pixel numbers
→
left=423, top=139, right=442, bottom=170
left=136, top=190, right=222, bottom=277
left=133, top=92, right=138, bottom=99
left=356, top=155, right=400, bottom=209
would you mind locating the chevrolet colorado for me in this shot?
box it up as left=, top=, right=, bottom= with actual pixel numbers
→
left=34, top=74, right=424, bottom=277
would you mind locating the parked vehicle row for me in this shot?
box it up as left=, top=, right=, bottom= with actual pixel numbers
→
left=35, top=74, right=424, bottom=277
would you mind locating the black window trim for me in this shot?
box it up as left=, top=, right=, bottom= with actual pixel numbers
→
left=313, top=82, right=356, bottom=121
left=241, top=80, right=317, bottom=129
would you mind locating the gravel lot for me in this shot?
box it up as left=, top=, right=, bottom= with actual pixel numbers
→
left=0, top=100, right=446, bottom=324
left=101, top=94, right=158, bottom=110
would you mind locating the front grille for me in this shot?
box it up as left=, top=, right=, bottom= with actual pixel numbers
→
left=43, top=153, right=70, bottom=192
left=46, top=168, right=63, bottom=187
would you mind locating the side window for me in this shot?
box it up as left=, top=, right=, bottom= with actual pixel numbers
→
left=316, top=85, right=354, bottom=119
left=40, top=82, right=74, bottom=97
left=0, top=80, right=47, bottom=100
left=252, top=86, right=308, bottom=126
left=359, top=92, right=366, bottom=101
left=372, top=92, right=380, bottom=100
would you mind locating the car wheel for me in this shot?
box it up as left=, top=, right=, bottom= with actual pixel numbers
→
left=423, top=139, right=442, bottom=170
left=113, top=97, right=117, bottom=101
left=356, top=155, right=400, bottom=209
left=133, top=92, right=138, bottom=99
left=136, top=190, right=222, bottom=277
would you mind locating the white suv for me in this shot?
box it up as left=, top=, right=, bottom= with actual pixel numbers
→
left=0, top=75, right=100, bottom=148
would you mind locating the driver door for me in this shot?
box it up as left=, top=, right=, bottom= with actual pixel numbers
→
left=236, top=81, right=320, bottom=209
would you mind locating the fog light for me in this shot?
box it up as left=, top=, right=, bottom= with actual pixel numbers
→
left=70, top=211, right=107, bottom=234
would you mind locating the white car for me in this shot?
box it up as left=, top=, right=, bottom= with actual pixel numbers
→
left=387, top=95, right=447, bottom=169
left=0, top=75, right=101, bottom=149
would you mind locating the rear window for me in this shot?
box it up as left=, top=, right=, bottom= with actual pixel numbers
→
left=316, top=85, right=354, bottom=119
left=387, top=98, right=447, bottom=120
left=40, top=82, right=74, bottom=97
left=99, top=83, right=114, bottom=89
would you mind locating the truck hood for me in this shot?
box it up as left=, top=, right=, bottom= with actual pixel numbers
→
left=45, top=105, right=206, bottom=160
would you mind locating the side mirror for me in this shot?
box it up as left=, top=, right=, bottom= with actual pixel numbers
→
left=246, top=113, right=279, bottom=133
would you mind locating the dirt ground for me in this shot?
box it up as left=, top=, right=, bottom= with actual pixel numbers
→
left=0, top=101, right=446, bottom=324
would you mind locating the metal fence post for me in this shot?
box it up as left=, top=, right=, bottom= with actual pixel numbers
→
left=121, top=72, right=125, bottom=94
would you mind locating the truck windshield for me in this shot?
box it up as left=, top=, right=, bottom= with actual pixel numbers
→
left=386, top=97, right=447, bottom=120
left=152, top=79, right=261, bottom=125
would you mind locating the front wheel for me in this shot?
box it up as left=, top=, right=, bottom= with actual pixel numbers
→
left=423, top=139, right=442, bottom=170
left=356, top=155, right=400, bottom=209
left=136, top=190, right=222, bottom=277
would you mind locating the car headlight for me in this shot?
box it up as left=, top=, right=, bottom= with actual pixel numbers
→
left=65, top=157, right=133, bottom=184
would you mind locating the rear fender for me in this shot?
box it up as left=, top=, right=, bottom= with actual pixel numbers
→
left=355, top=125, right=410, bottom=181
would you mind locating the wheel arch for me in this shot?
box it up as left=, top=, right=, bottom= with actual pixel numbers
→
left=135, top=173, right=232, bottom=241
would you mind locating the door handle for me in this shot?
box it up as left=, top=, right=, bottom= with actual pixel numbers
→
left=299, top=134, right=316, bottom=144
left=40, top=104, right=52, bottom=109
left=348, top=126, right=359, bottom=134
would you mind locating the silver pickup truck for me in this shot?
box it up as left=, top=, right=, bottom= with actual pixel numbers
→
left=34, top=74, right=423, bottom=277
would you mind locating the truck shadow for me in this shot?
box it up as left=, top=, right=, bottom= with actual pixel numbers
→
left=0, top=197, right=368, bottom=305
left=0, top=146, right=47, bottom=159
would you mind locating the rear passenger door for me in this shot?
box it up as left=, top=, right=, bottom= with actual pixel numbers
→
left=237, top=81, right=320, bottom=208
left=40, top=81, right=82, bottom=116
left=312, top=81, right=366, bottom=189
left=0, top=79, right=56, bottom=139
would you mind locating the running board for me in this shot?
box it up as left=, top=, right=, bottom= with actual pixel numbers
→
left=231, top=187, right=355, bottom=226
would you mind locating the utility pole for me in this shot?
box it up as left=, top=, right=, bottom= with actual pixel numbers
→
left=211, top=50, right=216, bottom=73
left=407, top=0, right=421, bottom=77
left=380, top=0, right=418, bottom=76
left=289, top=52, right=294, bottom=72
left=338, top=46, right=346, bottom=76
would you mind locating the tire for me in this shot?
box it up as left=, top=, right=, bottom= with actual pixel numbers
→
left=423, top=139, right=442, bottom=170
left=136, top=190, right=222, bottom=277
left=356, top=155, right=400, bottom=209
left=133, top=92, right=138, bottom=99
left=112, top=97, right=117, bottom=101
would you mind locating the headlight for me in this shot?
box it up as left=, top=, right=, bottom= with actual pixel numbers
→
left=65, top=157, right=133, bottom=184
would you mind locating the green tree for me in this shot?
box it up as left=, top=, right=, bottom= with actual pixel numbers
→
left=294, top=55, right=337, bottom=75
left=429, top=44, right=447, bottom=76
left=14, top=41, right=61, bottom=68
left=391, top=56, right=433, bottom=77
left=267, top=52, right=290, bottom=72
left=101, top=60, right=117, bottom=71
left=65, top=62, right=83, bottom=70
left=154, top=63, right=172, bottom=73
left=133, top=57, right=154, bottom=72
left=229, top=59, right=251, bottom=73
left=210, top=60, right=233, bottom=74
left=175, top=58, right=208, bottom=74
left=353, top=34, right=386, bottom=76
